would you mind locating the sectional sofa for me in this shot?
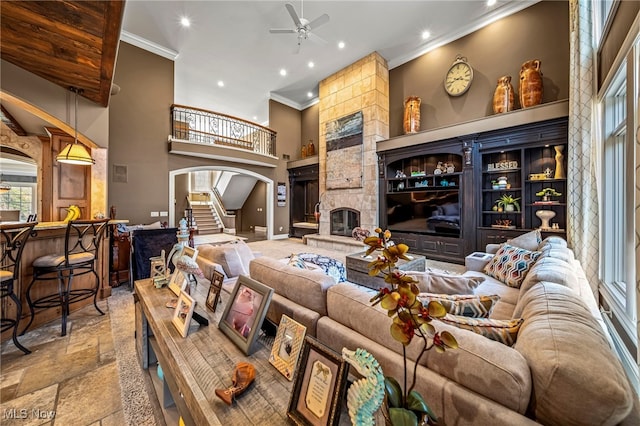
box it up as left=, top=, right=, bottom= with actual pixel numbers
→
left=195, top=237, right=639, bottom=425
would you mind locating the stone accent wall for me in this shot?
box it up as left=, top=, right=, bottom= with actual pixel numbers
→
left=317, top=52, right=389, bottom=235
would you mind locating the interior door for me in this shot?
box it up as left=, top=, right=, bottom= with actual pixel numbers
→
left=46, top=128, right=91, bottom=221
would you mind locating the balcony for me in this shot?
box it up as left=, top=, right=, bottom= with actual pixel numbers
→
left=168, top=104, right=278, bottom=168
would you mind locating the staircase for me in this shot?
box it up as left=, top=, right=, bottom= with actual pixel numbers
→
left=191, top=203, right=223, bottom=235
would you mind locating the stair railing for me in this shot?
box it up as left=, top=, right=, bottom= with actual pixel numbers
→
left=171, top=104, right=276, bottom=156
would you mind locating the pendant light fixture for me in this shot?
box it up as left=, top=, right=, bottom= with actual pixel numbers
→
left=56, top=87, right=95, bottom=165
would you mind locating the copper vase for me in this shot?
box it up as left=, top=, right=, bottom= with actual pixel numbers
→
left=403, top=96, right=421, bottom=134
left=493, top=76, right=514, bottom=114
left=519, top=59, right=543, bottom=108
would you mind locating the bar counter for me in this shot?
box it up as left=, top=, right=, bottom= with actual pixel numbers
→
left=1, top=220, right=127, bottom=343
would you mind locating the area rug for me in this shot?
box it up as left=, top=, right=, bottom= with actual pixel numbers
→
left=108, top=286, right=163, bottom=426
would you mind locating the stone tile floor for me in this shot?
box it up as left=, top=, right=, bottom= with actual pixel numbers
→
left=0, top=298, right=125, bottom=426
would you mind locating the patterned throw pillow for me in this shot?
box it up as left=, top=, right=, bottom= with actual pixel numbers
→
left=419, top=293, right=500, bottom=318
left=483, top=244, right=541, bottom=288
left=295, top=253, right=347, bottom=283
left=287, top=253, right=309, bottom=269
left=440, top=315, right=524, bottom=346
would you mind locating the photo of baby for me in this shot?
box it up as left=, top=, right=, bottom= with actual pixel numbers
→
left=226, top=284, right=263, bottom=339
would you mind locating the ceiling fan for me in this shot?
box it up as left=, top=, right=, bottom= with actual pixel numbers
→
left=269, top=1, right=330, bottom=52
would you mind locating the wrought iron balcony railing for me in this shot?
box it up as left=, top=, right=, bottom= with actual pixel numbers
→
left=171, top=104, right=276, bottom=157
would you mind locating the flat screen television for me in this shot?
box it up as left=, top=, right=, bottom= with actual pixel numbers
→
left=386, top=191, right=460, bottom=237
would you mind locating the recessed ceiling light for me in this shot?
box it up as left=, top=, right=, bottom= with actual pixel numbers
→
left=307, top=92, right=313, bottom=98
left=217, top=81, right=224, bottom=87
left=180, top=17, right=190, bottom=27
left=280, top=69, right=287, bottom=76
left=308, top=61, right=314, bottom=68
left=253, top=116, right=258, bottom=121
left=338, top=41, right=345, bottom=49
left=487, top=0, right=497, bottom=6
left=422, top=31, right=431, bottom=40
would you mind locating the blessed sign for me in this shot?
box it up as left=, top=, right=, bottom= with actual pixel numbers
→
left=487, top=160, right=518, bottom=171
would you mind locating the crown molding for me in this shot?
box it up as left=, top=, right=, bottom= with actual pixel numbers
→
left=120, top=30, right=179, bottom=61
left=388, top=0, right=540, bottom=69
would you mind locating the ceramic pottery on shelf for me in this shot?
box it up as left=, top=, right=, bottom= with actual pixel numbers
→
left=519, top=59, right=543, bottom=108
left=493, top=75, right=514, bottom=114
left=403, top=96, right=421, bottom=134
left=554, top=145, right=566, bottom=179
left=536, top=209, right=556, bottom=230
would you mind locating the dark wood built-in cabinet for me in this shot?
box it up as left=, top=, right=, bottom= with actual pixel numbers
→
left=288, top=164, right=319, bottom=238
left=378, top=138, right=474, bottom=263
left=476, top=117, right=568, bottom=249
left=378, top=105, right=569, bottom=263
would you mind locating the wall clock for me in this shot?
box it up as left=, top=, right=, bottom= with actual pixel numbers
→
left=444, top=55, right=473, bottom=97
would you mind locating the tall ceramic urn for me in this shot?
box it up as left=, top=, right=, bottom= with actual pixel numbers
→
left=403, top=96, right=421, bottom=134
left=493, top=75, right=514, bottom=114
left=519, top=59, right=543, bottom=108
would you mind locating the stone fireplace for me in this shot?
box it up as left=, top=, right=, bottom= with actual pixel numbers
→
left=330, top=208, right=360, bottom=237
left=317, top=52, right=390, bottom=236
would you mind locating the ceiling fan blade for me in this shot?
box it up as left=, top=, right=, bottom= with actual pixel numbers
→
left=285, top=3, right=301, bottom=27
left=307, top=13, right=329, bottom=30
left=308, top=32, right=327, bottom=45
left=269, top=28, right=296, bottom=34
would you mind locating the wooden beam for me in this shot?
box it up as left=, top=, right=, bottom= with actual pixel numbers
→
left=0, top=105, right=27, bottom=136
left=0, top=90, right=98, bottom=149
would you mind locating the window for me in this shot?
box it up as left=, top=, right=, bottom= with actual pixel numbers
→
left=594, top=0, right=616, bottom=47
left=598, top=31, right=639, bottom=391
left=0, top=183, right=36, bottom=221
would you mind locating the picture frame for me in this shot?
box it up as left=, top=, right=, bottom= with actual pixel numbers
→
left=269, top=315, right=307, bottom=380
left=168, top=269, right=188, bottom=296
left=218, top=275, right=273, bottom=355
left=205, top=270, right=225, bottom=312
left=171, top=290, right=196, bottom=338
left=287, top=336, right=349, bottom=426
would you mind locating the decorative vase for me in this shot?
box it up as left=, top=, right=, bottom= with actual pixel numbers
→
left=535, top=209, right=556, bottom=230
left=519, top=60, right=543, bottom=108
left=307, top=140, right=315, bottom=156
left=493, top=75, right=514, bottom=114
left=301, top=144, right=307, bottom=158
left=505, top=204, right=515, bottom=212
left=553, top=145, right=566, bottom=179
left=403, top=96, right=421, bottom=134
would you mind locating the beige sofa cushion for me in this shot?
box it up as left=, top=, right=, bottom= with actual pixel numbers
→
left=514, top=282, right=634, bottom=425
left=408, top=270, right=484, bottom=294
left=249, top=256, right=336, bottom=316
left=518, top=256, right=579, bottom=298
left=326, top=283, right=532, bottom=413
left=197, top=240, right=254, bottom=278
left=507, top=229, right=542, bottom=251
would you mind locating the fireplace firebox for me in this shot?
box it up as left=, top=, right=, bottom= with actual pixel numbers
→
left=330, top=208, right=360, bottom=237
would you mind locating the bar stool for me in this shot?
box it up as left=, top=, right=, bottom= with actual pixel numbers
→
left=1, top=222, right=37, bottom=354
left=22, top=219, right=109, bottom=337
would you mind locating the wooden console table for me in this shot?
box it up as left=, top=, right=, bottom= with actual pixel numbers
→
left=134, top=278, right=295, bottom=426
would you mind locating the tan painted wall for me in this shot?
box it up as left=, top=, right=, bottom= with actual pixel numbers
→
left=242, top=181, right=267, bottom=231
left=301, top=103, right=320, bottom=159
left=388, top=0, right=570, bottom=137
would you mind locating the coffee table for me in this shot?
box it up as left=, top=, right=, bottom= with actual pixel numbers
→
left=345, top=251, right=426, bottom=290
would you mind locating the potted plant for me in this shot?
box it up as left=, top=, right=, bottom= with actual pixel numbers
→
left=497, top=194, right=520, bottom=212
left=364, top=230, right=458, bottom=425
left=535, top=187, right=562, bottom=202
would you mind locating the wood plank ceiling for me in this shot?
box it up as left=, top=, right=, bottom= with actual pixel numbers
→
left=0, top=0, right=125, bottom=107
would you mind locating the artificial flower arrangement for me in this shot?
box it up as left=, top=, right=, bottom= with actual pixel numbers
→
left=535, top=187, right=562, bottom=197
left=364, top=229, right=458, bottom=425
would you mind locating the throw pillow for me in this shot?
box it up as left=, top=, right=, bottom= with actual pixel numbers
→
left=483, top=244, right=540, bottom=288
left=440, top=315, right=524, bottom=346
left=419, top=293, right=500, bottom=318
left=507, top=229, right=542, bottom=251
left=410, top=270, right=484, bottom=294
left=287, top=253, right=309, bottom=269
left=295, top=253, right=347, bottom=283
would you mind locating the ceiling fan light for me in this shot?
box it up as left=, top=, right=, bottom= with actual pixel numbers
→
left=56, top=143, right=95, bottom=165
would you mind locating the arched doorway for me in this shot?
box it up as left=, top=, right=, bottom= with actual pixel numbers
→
left=168, top=166, right=274, bottom=240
